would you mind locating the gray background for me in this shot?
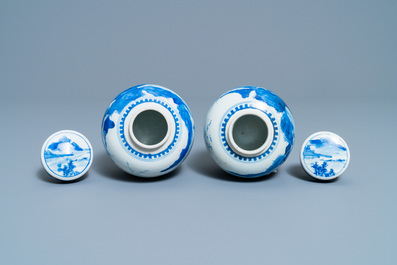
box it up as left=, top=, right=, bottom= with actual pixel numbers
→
left=1, top=0, right=396, bottom=264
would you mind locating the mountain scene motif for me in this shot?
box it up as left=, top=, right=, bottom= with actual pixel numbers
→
left=302, top=136, right=348, bottom=177
left=44, top=136, right=91, bottom=178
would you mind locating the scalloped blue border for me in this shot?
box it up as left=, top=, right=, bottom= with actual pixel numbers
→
left=119, top=99, right=180, bottom=160
left=220, top=103, right=279, bottom=162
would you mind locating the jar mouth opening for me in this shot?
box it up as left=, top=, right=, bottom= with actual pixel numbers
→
left=132, top=110, right=169, bottom=147
left=226, top=109, right=274, bottom=157
left=126, top=102, right=176, bottom=153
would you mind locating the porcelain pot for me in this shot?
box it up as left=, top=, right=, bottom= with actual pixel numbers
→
left=204, top=86, right=295, bottom=178
left=102, top=84, right=194, bottom=177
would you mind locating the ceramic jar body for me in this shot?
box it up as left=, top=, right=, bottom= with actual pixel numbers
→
left=205, top=86, right=295, bottom=178
left=102, top=84, right=194, bottom=177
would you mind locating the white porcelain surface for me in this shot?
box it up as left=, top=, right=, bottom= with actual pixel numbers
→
left=204, top=86, right=295, bottom=178
left=300, top=131, right=350, bottom=180
left=41, top=130, right=93, bottom=181
left=102, top=84, right=195, bottom=177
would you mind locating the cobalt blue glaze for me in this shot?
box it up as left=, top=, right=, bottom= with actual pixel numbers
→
left=41, top=130, right=93, bottom=181
left=205, top=86, right=295, bottom=178
left=300, top=131, right=350, bottom=180
left=102, top=84, right=194, bottom=178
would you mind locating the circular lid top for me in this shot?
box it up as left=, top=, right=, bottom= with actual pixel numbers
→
left=41, top=130, right=93, bottom=181
left=300, top=131, right=350, bottom=180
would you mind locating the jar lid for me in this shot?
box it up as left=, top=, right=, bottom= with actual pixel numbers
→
left=41, top=130, right=93, bottom=181
left=300, top=131, right=350, bottom=180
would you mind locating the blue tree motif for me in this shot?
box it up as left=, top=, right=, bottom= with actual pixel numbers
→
left=320, top=161, right=328, bottom=176
left=311, top=161, right=335, bottom=177
left=327, top=168, right=335, bottom=177
left=57, top=159, right=77, bottom=177
left=312, top=162, right=320, bottom=175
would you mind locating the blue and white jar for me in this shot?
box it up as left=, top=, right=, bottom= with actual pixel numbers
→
left=102, top=84, right=195, bottom=177
left=204, top=86, right=295, bottom=178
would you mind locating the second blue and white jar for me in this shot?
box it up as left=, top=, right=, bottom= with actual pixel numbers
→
left=102, top=84, right=195, bottom=177
left=205, top=86, right=295, bottom=178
